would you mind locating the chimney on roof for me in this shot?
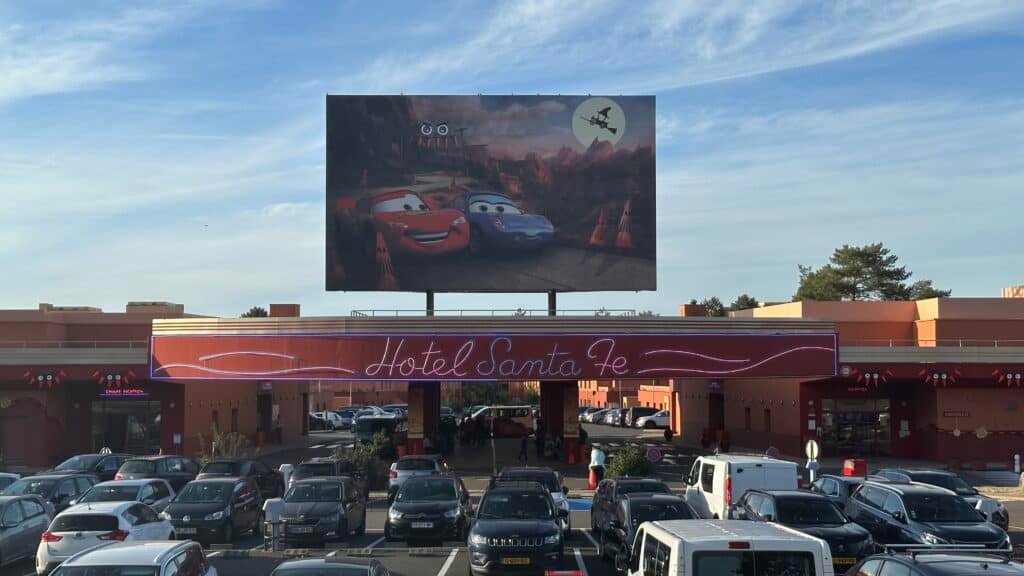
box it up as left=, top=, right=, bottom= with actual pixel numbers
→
left=269, top=304, right=300, bottom=318
left=678, top=303, right=708, bottom=317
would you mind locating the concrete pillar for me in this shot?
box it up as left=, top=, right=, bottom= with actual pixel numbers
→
left=407, top=381, right=440, bottom=455
left=539, top=381, right=579, bottom=462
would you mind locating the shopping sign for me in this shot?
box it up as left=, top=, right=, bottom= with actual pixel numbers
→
left=151, top=333, right=837, bottom=381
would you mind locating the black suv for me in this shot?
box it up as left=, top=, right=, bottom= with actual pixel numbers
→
left=591, top=477, right=672, bottom=533
left=467, top=481, right=567, bottom=576
left=846, top=550, right=1024, bottom=576
left=597, top=493, right=696, bottom=565
left=875, top=468, right=1008, bottom=530
left=116, top=456, right=199, bottom=491
left=844, top=481, right=1010, bottom=551
left=810, top=474, right=869, bottom=507
left=291, top=457, right=367, bottom=497
left=198, top=458, right=284, bottom=499
left=730, top=489, right=875, bottom=570
left=44, top=453, right=133, bottom=482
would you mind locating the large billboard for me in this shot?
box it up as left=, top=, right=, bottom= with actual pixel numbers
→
left=326, top=95, right=656, bottom=292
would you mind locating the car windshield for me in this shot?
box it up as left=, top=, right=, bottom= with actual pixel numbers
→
left=52, top=514, right=120, bottom=532
left=617, top=481, right=671, bottom=496
left=3, top=478, right=55, bottom=496
left=80, top=485, right=139, bottom=503
left=272, top=568, right=379, bottom=576
left=694, top=551, right=815, bottom=576
left=632, top=502, right=695, bottom=525
left=372, top=193, right=428, bottom=213
left=203, top=461, right=243, bottom=475
left=477, top=492, right=553, bottom=520
left=776, top=498, right=846, bottom=525
left=286, top=482, right=345, bottom=502
left=499, top=473, right=559, bottom=493
left=397, top=478, right=456, bottom=502
left=913, top=473, right=977, bottom=496
left=55, top=455, right=103, bottom=470
left=295, top=463, right=335, bottom=477
left=119, top=460, right=156, bottom=474
left=468, top=195, right=523, bottom=215
left=904, top=494, right=982, bottom=523
left=175, top=483, right=230, bottom=503
left=338, top=410, right=356, bottom=418
left=396, top=459, right=435, bottom=471
left=52, top=567, right=159, bottom=576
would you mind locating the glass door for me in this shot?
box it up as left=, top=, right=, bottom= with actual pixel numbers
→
left=92, top=400, right=162, bottom=455
left=819, top=398, right=891, bottom=456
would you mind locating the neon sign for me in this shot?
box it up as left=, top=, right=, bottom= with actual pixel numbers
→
left=151, top=333, right=838, bottom=381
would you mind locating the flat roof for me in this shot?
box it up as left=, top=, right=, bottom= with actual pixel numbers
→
left=653, top=520, right=819, bottom=542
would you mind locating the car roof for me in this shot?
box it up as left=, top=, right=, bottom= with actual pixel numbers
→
left=92, top=479, right=157, bottom=487
left=59, top=501, right=134, bottom=515
left=126, top=455, right=177, bottom=461
left=500, top=466, right=556, bottom=474
left=20, top=474, right=82, bottom=480
left=653, top=520, right=825, bottom=543
left=864, top=480, right=955, bottom=496
left=293, top=476, right=351, bottom=484
left=205, top=458, right=254, bottom=464
left=188, top=476, right=245, bottom=484
left=62, top=541, right=195, bottom=566
left=698, top=454, right=795, bottom=465
left=756, top=489, right=827, bottom=499
left=487, top=481, right=550, bottom=494
left=822, top=474, right=866, bottom=483
left=614, top=477, right=666, bottom=484
left=398, top=454, right=442, bottom=461
left=623, top=493, right=687, bottom=503
left=302, top=457, right=344, bottom=464
left=888, top=554, right=1024, bottom=575
left=275, top=558, right=376, bottom=571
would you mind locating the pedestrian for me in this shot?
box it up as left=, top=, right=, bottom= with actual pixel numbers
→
left=552, top=434, right=562, bottom=461
left=535, top=418, right=545, bottom=458
left=588, top=443, right=606, bottom=489
left=518, top=434, right=529, bottom=464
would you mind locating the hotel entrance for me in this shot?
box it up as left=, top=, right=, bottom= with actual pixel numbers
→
left=819, top=397, right=892, bottom=456
left=91, top=400, right=161, bottom=455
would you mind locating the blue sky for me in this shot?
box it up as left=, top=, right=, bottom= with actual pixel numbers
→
left=2, top=1, right=1023, bottom=317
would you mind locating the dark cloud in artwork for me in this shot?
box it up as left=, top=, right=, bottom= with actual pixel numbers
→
left=409, top=95, right=654, bottom=158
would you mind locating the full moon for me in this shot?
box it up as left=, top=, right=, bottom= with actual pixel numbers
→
left=572, top=97, right=625, bottom=148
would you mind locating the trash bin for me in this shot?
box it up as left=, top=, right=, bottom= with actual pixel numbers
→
left=843, top=458, right=867, bottom=477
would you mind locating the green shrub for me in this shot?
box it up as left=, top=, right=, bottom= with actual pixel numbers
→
left=333, top=430, right=395, bottom=489
left=195, top=424, right=255, bottom=465
left=606, top=444, right=653, bottom=478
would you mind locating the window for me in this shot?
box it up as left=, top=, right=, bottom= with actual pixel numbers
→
left=74, top=476, right=94, bottom=494
left=56, top=479, right=77, bottom=500
left=764, top=408, right=771, bottom=432
left=856, top=559, right=883, bottom=576
left=630, top=529, right=644, bottom=572
left=139, top=483, right=156, bottom=502
left=164, top=552, right=185, bottom=576
left=153, top=482, right=171, bottom=500
left=99, top=457, right=121, bottom=472
left=642, top=533, right=666, bottom=576
left=822, top=479, right=838, bottom=496
left=878, top=561, right=911, bottom=576
left=882, top=494, right=903, bottom=516
left=2, top=502, right=23, bottom=526
left=653, top=539, right=671, bottom=576
left=757, top=496, right=776, bottom=520
left=231, top=408, right=239, bottom=433
left=693, top=551, right=815, bottom=576
left=20, top=499, right=46, bottom=518
left=700, top=463, right=716, bottom=493
left=744, top=494, right=764, bottom=516
left=744, top=407, right=751, bottom=431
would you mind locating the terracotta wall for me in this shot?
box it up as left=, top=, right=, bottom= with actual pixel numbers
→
left=637, top=386, right=671, bottom=410
left=723, top=379, right=803, bottom=456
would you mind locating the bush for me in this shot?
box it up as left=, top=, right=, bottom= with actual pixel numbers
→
left=195, top=424, right=255, bottom=465
left=333, top=430, right=394, bottom=490
left=606, top=444, right=653, bottom=478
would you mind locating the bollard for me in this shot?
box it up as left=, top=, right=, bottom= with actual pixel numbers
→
left=1015, top=454, right=1020, bottom=474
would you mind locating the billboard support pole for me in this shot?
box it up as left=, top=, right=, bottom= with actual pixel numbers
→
left=426, top=290, right=435, bottom=317
left=547, top=290, right=557, bottom=317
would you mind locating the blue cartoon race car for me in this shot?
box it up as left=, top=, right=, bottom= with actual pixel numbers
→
left=452, top=190, right=555, bottom=254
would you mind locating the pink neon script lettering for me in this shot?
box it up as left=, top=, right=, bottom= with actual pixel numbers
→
left=587, top=338, right=629, bottom=376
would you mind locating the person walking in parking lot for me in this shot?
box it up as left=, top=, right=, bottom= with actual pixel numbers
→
left=589, top=443, right=606, bottom=489
left=518, top=434, right=529, bottom=464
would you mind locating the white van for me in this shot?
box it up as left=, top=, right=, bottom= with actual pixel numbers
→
left=616, top=520, right=835, bottom=576
left=684, top=455, right=798, bottom=519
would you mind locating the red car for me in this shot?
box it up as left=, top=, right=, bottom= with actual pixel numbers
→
left=356, top=189, right=469, bottom=256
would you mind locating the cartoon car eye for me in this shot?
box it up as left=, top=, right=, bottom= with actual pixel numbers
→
left=496, top=205, right=505, bottom=213
left=420, top=122, right=433, bottom=136
left=419, top=203, right=427, bottom=210
left=403, top=203, right=413, bottom=211
left=436, top=123, right=449, bottom=136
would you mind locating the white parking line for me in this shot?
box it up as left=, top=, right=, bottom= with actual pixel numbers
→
left=580, top=529, right=600, bottom=552
left=207, top=552, right=222, bottom=558
left=437, top=548, right=459, bottom=576
left=574, top=548, right=588, bottom=576
left=365, top=536, right=386, bottom=549
left=310, top=444, right=325, bottom=449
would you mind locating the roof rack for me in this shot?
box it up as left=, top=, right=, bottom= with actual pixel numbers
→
left=883, top=544, right=1013, bottom=561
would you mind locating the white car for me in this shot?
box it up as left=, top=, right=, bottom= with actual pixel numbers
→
left=634, top=410, right=670, bottom=429
left=312, top=411, right=343, bottom=430
left=73, top=479, right=176, bottom=513
left=36, top=501, right=175, bottom=575
left=683, top=455, right=798, bottom=520
left=48, top=540, right=216, bottom=576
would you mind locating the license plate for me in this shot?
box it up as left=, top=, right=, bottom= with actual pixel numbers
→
left=411, top=522, right=433, bottom=529
left=501, top=557, right=530, bottom=566
left=177, top=528, right=197, bottom=535
left=833, top=557, right=857, bottom=565
left=288, top=526, right=314, bottom=533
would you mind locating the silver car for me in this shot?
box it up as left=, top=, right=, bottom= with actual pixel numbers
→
left=72, top=479, right=176, bottom=513
left=0, top=495, right=51, bottom=568
left=387, top=455, right=449, bottom=503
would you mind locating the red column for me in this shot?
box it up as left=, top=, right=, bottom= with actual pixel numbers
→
left=407, top=382, right=424, bottom=455
left=539, top=380, right=579, bottom=462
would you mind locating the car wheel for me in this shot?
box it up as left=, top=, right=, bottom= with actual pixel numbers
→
left=222, top=521, right=234, bottom=543
left=355, top=511, right=366, bottom=536
left=384, top=522, right=395, bottom=542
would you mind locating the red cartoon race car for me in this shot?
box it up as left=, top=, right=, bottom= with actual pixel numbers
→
left=354, top=189, right=469, bottom=257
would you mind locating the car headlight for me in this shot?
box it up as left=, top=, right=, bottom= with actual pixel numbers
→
left=544, top=533, right=561, bottom=545
left=453, top=216, right=466, bottom=225
left=469, top=533, right=487, bottom=545
left=159, top=511, right=171, bottom=521
left=444, top=508, right=460, bottom=518
left=388, top=509, right=403, bottom=521
left=922, top=532, right=947, bottom=545
left=204, top=510, right=225, bottom=521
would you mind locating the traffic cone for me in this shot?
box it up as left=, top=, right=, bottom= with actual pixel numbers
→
left=375, top=232, right=399, bottom=290
left=588, top=208, right=607, bottom=247
left=615, top=199, right=633, bottom=249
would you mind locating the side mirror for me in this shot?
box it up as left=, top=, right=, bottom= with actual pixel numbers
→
left=615, top=552, right=629, bottom=573
left=891, top=510, right=906, bottom=523
left=68, top=499, right=78, bottom=507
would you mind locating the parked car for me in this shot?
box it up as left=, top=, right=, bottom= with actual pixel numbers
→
left=73, top=479, right=175, bottom=513
left=461, top=406, right=534, bottom=439
left=597, top=493, right=697, bottom=565
left=591, top=477, right=672, bottom=533
left=634, top=409, right=670, bottom=429
left=36, top=501, right=174, bottom=575
left=0, top=495, right=51, bottom=568
left=612, top=519, right=835, bottom=576
left=451, top=189, right=554, bottom=254
left=44, top=454, right=133, bottom=483
left=116, top=456, right=199, bottom=492
left=494, top=467, right=571, bottom=536
left=292, top=457, right=367, bottom=496
left=335, top=408, right=359, bottom=430
left=625, top=407, right=660, bottom=428
left=846, top=549, right=1024, bottom=575
left=354, top=189, right=469, bottom=257
left=313, top=411, right=344, bottom=431
left=730, top=489, right=876, bottom=570
left=388, top=455, right=450, bottom=503
left=844, top=481, right=1010, bottom=550
left=198, top=458, right=284, bottom=499
left=271, top=557, right=388, bottom=576
left=467, top=480, right=567, bottom=575
left=47, top=540, right=216, bottom=576
left=683, top=455, right=799, bottom=520
left=2, top=474, right=98, bottom=515
left=875, top=467, right=1009, bottom=530
left=279, top=477, right=367, bottom=545
left=354, top=414, right=404, bottom=445
left=810, top=474, right=869, bottom=508
left=382, top=404, right=408, bottom=419
left=162, top=477, right=260, bottom=544
left=601, top=409, right=623, bottom=426
left=0, top=473, right=20, bottom=491
left=308, top=412, right=328, bottom=431
left=583, top=408, right=611, bottom=424
left=385, top=475, right=471, bottom=544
